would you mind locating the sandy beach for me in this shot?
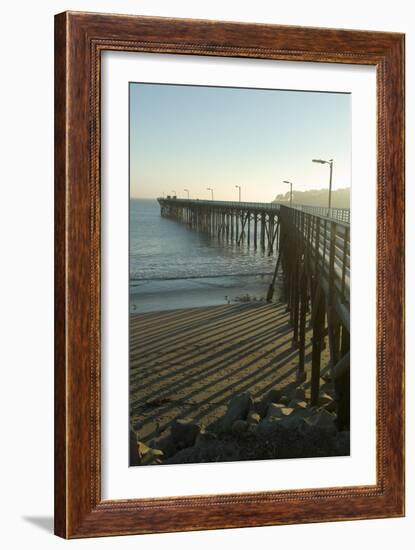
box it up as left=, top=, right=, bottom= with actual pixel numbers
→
left=130, top=301, right=330, bottom=449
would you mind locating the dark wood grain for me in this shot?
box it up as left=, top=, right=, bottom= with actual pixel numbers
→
left=54, top=11, right=405, bottom=539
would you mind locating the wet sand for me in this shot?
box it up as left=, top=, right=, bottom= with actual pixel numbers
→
left=130, top=272, right=279, bottom=314
left=130, top=302, right=330, bottom=447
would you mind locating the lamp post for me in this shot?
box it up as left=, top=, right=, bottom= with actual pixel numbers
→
left=283, top=180, right=294, bottom=208
left=172, top=189, right=177, bottom=198
left=235, top=185, right=241, bottom=202
left=207, top=187, right=214, bottom=200
left=184, top=188, right=189, bottom=199
left=312, top=158, right=334, bottom=213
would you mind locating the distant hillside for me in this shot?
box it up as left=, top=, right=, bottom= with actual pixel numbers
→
left=273, top=187, right=350, bottom=209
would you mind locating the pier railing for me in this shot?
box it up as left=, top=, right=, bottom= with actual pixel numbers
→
left=158, top=198, right=350, bottom=223
left=276, top=205, right=350, bottom=425
left=278, top=205, right=350, bottom=329
left=290, top=204, right=350, bottom=223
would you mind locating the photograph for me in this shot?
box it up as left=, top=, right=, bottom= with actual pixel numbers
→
left=47, top=4, right=405, bottom=541
left=129, top=82, right=351, bottom=467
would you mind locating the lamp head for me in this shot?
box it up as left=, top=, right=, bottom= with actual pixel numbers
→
left=313, top=158, right=333, bottom=165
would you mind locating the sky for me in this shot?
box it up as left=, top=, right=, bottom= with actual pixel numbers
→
left=130, top=83, right=351, bottom=202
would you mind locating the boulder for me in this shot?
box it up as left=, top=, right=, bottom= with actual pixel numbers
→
left=267, top=403, right=295, bottom=419
left=221, top=392, right=253, bottom=431
left=279, top=413, right=307, bottom=432
left=171, top=418, right=201, bottom=449
left=129, top=430, right=140, bottom=466
left=232, top=419, right=250, bottom=435
left=279, top=394, right=291, bottom=406
left=265, top=388, right=283, bottom=404
left=266, top=402, right=284, bottom=417
left=323, top=399, right=337, bottom=414
left=148, top=434, right=177, bottom=458
left=195, top=430, right=217, bottom=446
left=305, top=409, right=337, bottom=436
left=335, top=431, right=350, bottom=455
left=256, top=416, right=282, bottom=437
left=252, top=398, right=268, bottom=418
left=280, top=382, right=307, bottom=402
left=294, top=387, right=307, bottom=401
left=247, top=411, right=261, bottom=425
left=287, top=401, right=311, bottom=421
left=137, top=441, right=164, bottom=465
left=288, top=399, right=307, bottom=409
left=319, top=392, right=334, bottom=407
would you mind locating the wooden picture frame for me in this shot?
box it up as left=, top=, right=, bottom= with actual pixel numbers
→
left=54, top=11, right=405, bottom=538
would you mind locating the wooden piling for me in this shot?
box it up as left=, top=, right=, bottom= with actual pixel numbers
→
left=298, top=263, right=308, bottom=380
left=310, top=285, right=326, bottom=406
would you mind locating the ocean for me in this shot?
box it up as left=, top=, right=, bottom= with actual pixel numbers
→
left=130, top=199, right=282, bottom=313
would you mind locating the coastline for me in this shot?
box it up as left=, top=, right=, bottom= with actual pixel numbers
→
left=129, top=302, right=331, bottom=453
left=130, top=272, right=282, bottom=313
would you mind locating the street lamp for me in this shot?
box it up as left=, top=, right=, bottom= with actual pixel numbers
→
left=207, top=187, right=214, bottom=200
left=312, top=158, right=334, bottom=212
left=283, top=180, right=294, bottom=208
left=235, top=185, right=241, bottom=202
left=184, top=188, right=189, bottom=199
left=171, top=189, right=177, bottom=197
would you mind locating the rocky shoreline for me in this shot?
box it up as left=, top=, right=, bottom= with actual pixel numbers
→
left=130, top=377, right=349, bottom=467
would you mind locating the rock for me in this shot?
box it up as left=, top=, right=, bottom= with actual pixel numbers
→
left=129, top=430, right=140, bottom=466
left=256, top=416, right=282, bottom=437
left=166, top=439, right=237, bottom=465
left=279, top=394, right=291, bottom=406
left=279, top=414, right=307, bottom=432
left=136, top=441, right=164, bottom=465
left=266, top=402, right=284, bottom=417
left=232, top=419, right=250, bottom=435
left=221, top=392, right=253, bottom=431
left=280, top=407, right=295, bottom=417
left=305, top=409, right=337, bottom=435
left=288, top=399, right=307, bottom=409
left=195, top=430, right=217, bottom=446
left=137, top=441, right=151, bottom=459
left=335, top=431, right=350, bottom=455
left=323, top=399, right=337, bottom=413
left=247, top=411, right=261, bottom=425
left=287, top=401, right=311, bottom=421
left=149, top=434, right=177, bottom=458
left=281, top=382, right=307, bottom=402
left=282, top=381, right=297, bottom=394
left=171, top=418, right=201, bottom=449
left=294, top=387, right=307, bottom=401
left=252, top=398, right=268, bottom=418
left=266, top=388, right=283, bottom=404
left=319, top=392, right=334, bottom=407
left=267, top=403, right=295, bottom=419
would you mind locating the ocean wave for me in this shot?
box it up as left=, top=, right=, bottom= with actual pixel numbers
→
left=129, top=271, right=274, bottom=284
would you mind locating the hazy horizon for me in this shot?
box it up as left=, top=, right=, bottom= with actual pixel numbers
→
left=130, top=83, right=351, bottom=202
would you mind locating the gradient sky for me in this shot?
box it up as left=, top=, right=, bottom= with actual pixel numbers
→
left=130, top=83, right=351, bottom=202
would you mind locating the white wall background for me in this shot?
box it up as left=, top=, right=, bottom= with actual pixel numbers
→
left=0, top=1, right=412, bottom=548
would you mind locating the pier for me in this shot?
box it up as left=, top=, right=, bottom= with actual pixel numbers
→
left=157, top=197, right=350, bottom=428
